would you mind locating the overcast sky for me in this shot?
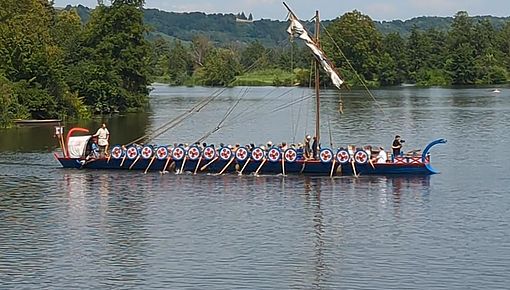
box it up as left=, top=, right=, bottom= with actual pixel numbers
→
left=54, top=0, right=510, bottom=21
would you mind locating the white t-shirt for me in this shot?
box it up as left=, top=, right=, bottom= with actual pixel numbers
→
left=95, top=128, right=109, bottom=146
left=376, top=150, right=387, bottom=163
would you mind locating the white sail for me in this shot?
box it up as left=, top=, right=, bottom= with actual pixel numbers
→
left=287, top=15, right=344, bottom=89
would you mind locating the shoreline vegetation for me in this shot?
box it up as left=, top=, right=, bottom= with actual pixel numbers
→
left=1, top=1, right=509, bottom=127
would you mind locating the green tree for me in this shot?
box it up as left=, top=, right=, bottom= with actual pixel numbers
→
left=323, top=10, right=382, bottom=84
left=380, top=32, right=406, bottom=85
left=167, top=40, right=193, bottom=85
left=240, top=41, right=269, bottom=70
left=69, top=0, right=152, bottom=112
left=445, top=11, right=477, bottom=84
left=197, top=48, right=241, bottom=86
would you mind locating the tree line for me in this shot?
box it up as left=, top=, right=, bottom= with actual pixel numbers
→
left=2, top=2, right=509, bottom=127
left=152, top=10, right=510, bottom=88
left=0, top=0, right=151, bottom=127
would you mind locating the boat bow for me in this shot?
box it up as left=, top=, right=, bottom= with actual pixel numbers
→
left=422, top=138, right=447, bottom=174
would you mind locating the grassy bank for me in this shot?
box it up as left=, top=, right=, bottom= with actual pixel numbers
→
left=232, top=69, right=295, bottom=86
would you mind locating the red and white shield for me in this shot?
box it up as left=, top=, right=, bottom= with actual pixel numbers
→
left=126, top=147, right=138, bottom=160
left=251, top=147, right=265, bottom=161
left=219, top=147, right=232, bottom=161
left=156, top=147, right=169, bottom=160
left=111, top=146, right=123, bottom=159
left=235, top=147, right=249, bottom=161
left=319, top=149, right=333, bottom=163
left=203, top=146, right=216, bottom=160
left=267, top=148, right=281, bottom=162
left=187, top=146, right=201, bottom=160
left=172, top=147, right=185, bottom=161
left=141, top=146, right=153, bottom=159
left=284, top=148, right=297, bottom=162
left=336, top=150, right=350, bottom=164
left=354, top=150, right=369, bottom=164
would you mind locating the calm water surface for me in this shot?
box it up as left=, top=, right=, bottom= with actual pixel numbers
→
left=1, top=85, right=509, bottom=289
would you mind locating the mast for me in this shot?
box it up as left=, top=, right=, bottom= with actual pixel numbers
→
left=314, top=10, right=320, bottom=146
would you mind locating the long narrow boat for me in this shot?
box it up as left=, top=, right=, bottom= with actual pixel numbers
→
left=54, top=3, right=446, bottom=177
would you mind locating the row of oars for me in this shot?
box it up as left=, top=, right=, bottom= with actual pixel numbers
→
left=112, top=155, right=373, bottom=177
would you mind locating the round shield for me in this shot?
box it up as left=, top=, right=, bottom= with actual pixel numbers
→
left=235, top=147, right=249, bottom=161
left=202, top=146, right=216, bottom=161
left=155, top=146, right=169, bottom=160
left=187, top=146, right=201, bottom=161
left=251, top=147, right=265, bottom=161
left=172, top=146, right=185, bottom=161
left=284, top=148, right=297, bottom=162
left=111, top=146, right=123, bottom=159
left=336, top=149, right=350, bottom=164
left=267, top=147, right=281, bottom=162
left=319, top=148, right=334, bottom=163
left=354, top=150, right=369, bottom=164
left=219, top=147, right=232, bottom=161
left=141, top=146, right=153, bottom=159
left=126, top=146, right=138, bottom=160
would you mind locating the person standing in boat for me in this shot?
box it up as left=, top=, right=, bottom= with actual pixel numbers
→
left=312, top=136, right=319, bottom=159
left=93, top=123, right=110, bottom=158
left=391, top=135, right=404, bottom=157
left=303, top=135, right=312, bottom=160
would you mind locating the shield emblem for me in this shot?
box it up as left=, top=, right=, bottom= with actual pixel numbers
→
left=336, top=150, right=350, bottom=164
left=319, top=148, right=333, bottom=163
left=219, top=147, right=232, bottom=161
left=203, top=146, right=216, bottom=160
left=236, top=147, right=249, bottom=161
left=172, top=147, right=185, bottom=161
left=111, top=146, right=123, bottom=159
left=187, top=146, right=201, bottom=160
left=156, top=147, right=169, bottom=160
left=141, top=146, right=153, bottom=159
left=267, top=148, right=281, bottom=162
left=284, top=148, right=297, bottom=162
left=354, top=150, right=369, bottom=164
left=251, top=147, right=265, bottom=161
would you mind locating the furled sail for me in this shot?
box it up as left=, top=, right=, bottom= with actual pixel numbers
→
left=286, top=14, right=344, bottom=89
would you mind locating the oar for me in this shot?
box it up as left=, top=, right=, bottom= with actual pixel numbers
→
left=120, top=155, right=127, bottom=167
left=129, top=155, right=141, bottom=170
left=351, top=160, right=359, bottom=177
left=300, top=161, right=306, bottom=174
left=329, top=159, right=336, bottom=178
left=107, top=154, right=112, bottom=163
left=218, top=158, right=234, bottom=175
left=162, top=157, right=172, bottom=173
left=369, top=159, right=375, bottom=169
left=193, top=156, right=203, bottom=174
left=144, top=156, right=156, bottom=174
left=281, top=158, right=286, bottom=176
left=178, top=157, right=187, bottom=174
left=200, top=157, right=218, bottom=171
left=239, top=159, right=250, bottom=176
left=255, top=158, right=267, bottom=176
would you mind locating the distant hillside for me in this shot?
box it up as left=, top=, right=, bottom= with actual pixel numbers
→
left=375, top=15, right=510, bottom=35
left=66, top=5, right=510, bottom=45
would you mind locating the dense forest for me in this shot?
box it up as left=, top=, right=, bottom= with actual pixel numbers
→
left=0, top=0, right=151, bottom=127
left=150, top=10, right=510, bottom=89
left=1, top=2, right=510, bottom=127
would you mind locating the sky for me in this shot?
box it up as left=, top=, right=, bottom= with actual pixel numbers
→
left=53, top=0, right=510, bottom=21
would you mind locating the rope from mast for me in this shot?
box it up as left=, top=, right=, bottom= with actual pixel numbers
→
left=321, top=23, right=387, bottom=116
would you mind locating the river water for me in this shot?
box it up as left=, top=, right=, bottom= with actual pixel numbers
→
left=1, top=85, right=509, bottom=289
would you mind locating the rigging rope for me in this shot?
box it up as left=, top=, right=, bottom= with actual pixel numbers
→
left=321, top=23, right=387, bottom=116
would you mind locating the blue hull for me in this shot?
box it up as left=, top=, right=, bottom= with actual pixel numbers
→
left=57, top=157, right=435, bottom=176
left=56, top=139, right=447, bottom=176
